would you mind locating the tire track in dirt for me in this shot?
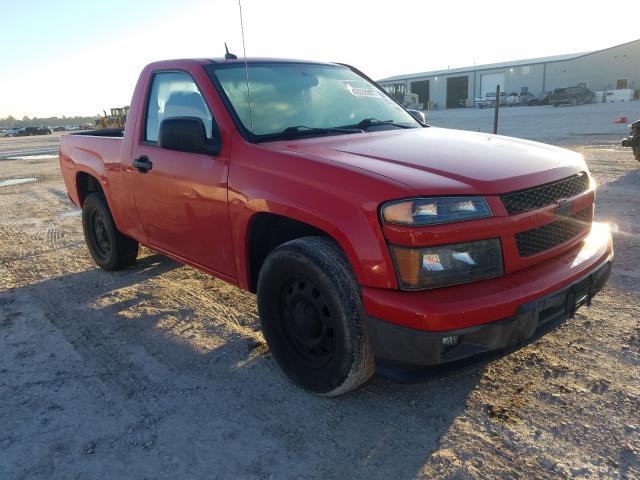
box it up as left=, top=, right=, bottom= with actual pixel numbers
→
left=159, top=267, right=260, bottom=333
left=8, top=269, right=180, bottom=399
left=45, top=225, right=66, bottom=250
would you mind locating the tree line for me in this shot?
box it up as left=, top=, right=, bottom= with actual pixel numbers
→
left=0, top=115, right=99, bottom=129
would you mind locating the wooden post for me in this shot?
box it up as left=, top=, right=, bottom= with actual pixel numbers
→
left=493, top=84, right=500, bottom=134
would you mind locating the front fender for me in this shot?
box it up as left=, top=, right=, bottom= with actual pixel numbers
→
left=239, top=199, right=395, bottom=291
left=228, top=137, right=414, bottom=291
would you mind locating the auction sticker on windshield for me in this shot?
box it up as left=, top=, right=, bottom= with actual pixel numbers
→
left=340, top=81, right=385, bottom=99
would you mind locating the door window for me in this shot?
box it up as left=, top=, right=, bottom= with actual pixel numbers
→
left=145, top=71, right=214, bottom=142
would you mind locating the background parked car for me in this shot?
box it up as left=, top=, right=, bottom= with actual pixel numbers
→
left=525, top=91, right=551, bottom=106
left=15, top=126, right=53, bottom=136
left=475, top=91, right=509, bottom=108
left=549, top=85, right=595, bottom=106
left=0, top=129, right=12, bottom=137
left=518, top=92, right=535, bottom=104
left=474, top=95, right=491, bottom=108
left=504, top=92, right=519, bottom=106
left=509, top=91, right=554, bottom=106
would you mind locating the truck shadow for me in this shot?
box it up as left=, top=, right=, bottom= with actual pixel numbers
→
left=2, top=252, right=481, bottom=480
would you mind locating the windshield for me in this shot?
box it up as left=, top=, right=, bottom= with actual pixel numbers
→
left=206, top=62, right=420, bottom=140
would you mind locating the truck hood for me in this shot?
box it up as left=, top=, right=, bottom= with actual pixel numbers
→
left=266, top=127, right=587, bottom=195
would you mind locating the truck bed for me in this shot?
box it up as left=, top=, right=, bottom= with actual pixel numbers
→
left=71, top=128, right=124, bottom=137
left=59, top=130, right=127, bottom=208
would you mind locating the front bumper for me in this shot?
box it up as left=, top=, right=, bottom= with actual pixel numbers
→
left=367, top=258, right=610, bottom=379
left=367, top=224, right=613, bottom=381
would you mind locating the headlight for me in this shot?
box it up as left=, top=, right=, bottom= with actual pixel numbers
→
left=381, top=197, right=491, bottom=226
left=390, top=238, right=503, bottom=290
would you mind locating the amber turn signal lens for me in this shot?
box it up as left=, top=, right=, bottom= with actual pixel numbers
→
left=390, top=246, right=421, bottom=288
left=381, top=201, right=414, bottom=224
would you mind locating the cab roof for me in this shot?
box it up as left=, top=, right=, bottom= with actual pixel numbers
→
left=207, top=57, right=339, bottom=66
left=146, top=57, right=341, bottom=68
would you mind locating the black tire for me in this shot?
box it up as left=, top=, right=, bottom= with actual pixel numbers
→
left=257, top=237, right=375, bottom=396
left=633, top=146, right=640, bottom=162
left=82, top=192, right=138, bottom=270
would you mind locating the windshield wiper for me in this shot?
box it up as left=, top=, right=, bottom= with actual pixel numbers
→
left=354, top=118, right=415, bottom=130
left=280, top=125, right=364, bottom=136
left=253, top=125, right=364, bottom=142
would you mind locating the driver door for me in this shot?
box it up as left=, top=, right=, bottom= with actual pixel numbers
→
left=129, top=70, right=236, bottom=278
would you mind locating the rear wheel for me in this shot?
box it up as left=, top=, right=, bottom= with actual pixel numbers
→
left=257, top=237, right=375, bottom=396
left=82, top=192, right=138, bottom=270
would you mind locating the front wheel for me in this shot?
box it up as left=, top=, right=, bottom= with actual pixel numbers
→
left=82, top=192, right=138, bottom=270
left=257, top=237, right=375, bottom=396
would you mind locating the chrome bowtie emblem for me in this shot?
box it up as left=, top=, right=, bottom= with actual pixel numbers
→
left=555, top=199, right=572, bottom=217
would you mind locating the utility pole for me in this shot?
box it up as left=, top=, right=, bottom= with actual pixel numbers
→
left=493, top=84, right=501, bottom=134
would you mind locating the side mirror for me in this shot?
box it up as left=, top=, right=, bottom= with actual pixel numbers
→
left=407, top=109, right=426, bottom=124
left=158, top=117, right=220, bottom=155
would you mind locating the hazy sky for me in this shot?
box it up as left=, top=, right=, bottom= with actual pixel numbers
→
left=1, top=0, right=639, bottom=118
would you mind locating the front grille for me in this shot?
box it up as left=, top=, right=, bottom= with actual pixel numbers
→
left=516, top=207, right=591, bottom=257
left=501, top=173, right=588, bottom=215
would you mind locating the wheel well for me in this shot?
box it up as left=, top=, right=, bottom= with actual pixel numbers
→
left=76, top=172, right=103, bottom=205
left=247, top=213, right=330, bottom=293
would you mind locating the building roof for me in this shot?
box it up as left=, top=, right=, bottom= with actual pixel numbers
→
left=377, top=52, right=591, bottom=83
left=377, top=38, right=640, bottom=83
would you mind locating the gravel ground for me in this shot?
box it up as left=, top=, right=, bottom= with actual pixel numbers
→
left=426, top=101, right=640, bottom=145
left=0, top=132, right=62, bottom=160
left=0, top=132, right=639, bottom=479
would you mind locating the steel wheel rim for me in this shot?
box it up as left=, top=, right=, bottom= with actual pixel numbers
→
left=279, top=275, right=336, bottom=368
left=90, top=210, right=111, bottom=258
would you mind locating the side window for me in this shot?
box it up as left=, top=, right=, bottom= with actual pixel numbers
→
left=145, top=71, right=214, bottom=143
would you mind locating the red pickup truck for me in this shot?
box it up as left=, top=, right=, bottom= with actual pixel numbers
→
left=59, top=57, right=612, bottom=396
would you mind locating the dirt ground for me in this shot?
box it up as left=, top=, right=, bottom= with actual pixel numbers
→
left=0, top=134, right=639, bottom=479
left=426, top=101, right=640, bottom=146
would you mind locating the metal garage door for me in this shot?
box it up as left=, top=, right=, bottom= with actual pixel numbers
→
left=480, top=73, right=505, bottom=97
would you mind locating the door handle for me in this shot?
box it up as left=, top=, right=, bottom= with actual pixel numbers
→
left=132, top=155, right=153, bottom=173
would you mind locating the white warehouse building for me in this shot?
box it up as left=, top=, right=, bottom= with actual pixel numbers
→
left=377, top=39, right=640, bottom=109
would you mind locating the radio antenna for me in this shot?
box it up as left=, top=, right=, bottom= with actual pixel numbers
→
left=224, top=43, right=237, bottom=60
left=238, top=0, right=254, bottom=133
